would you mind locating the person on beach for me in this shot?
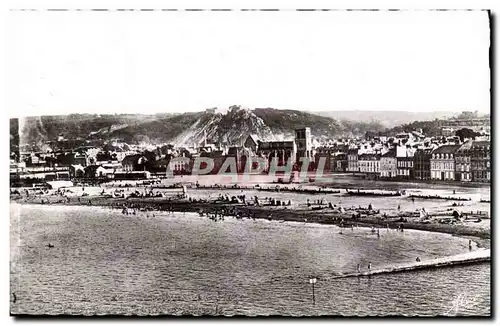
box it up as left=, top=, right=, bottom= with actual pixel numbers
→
left=469, top=239, right=472, bottom=250
left=416, top=257, right=421, bottom=262
left=397, top=204, right=401, bottom=211
left=368, top=262, right=372, bottom=272
left=357, top=264, right=361, bottom=273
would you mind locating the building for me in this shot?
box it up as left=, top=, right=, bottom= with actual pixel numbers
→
left=314, top=148, right=333, bottom=173
left=84, top=165, right=109, bottom=179
left=10, top=161, right=26, bottom=175
left=470, top=141, right=490, bottom=182
left=380, top=148, right=397, bottom=178
left=199, top=150, right=226, bottom=174
left=227, top=146, right=250, bottom=173
left=257, top=141, right=297, bottom=169
left=243, top=135, right=260, bottom=153
left=330, top=153, right=348, bottom=172
left=358, top=153, right=380, bottom=177
left=443, top=117, right=491, bottom=135
left=69, top=164, right=85, bottom=178
left=413, top=149, right=433, bottom=180
left=44, top=171, right=70, bottom=181
left=455, top=141, right=473, bottom=182
left=26, top=153, right=47, bottom=167
left=151, top=156, right=172, bottom=174
left=171, top=157, right=191, bottom=174
left=295, top=127, right=313, bottom=163
left=347, top=148, right=359, bottom=172
left=430, top=145, right=460, bottom=180
left=121, top=154, right=144, bottom=172
left=441, top=127, right=455, bottom=137
left=396, top=146, right=416, bottom=180
left=74, top=153, right=89, bottom=166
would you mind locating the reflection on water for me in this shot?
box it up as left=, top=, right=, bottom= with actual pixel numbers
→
left=10, top=204, right=490, bottom=316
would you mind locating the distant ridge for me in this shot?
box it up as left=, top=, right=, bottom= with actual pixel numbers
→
left=314, top=110, right=459, bottom=128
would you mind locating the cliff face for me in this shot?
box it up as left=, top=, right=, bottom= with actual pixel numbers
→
left=16, top=106, right=380, bottom=149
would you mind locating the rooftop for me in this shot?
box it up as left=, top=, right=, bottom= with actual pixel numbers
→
left=432, top=144, right=461, bottom=154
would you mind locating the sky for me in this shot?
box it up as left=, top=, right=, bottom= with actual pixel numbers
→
left=5, top=10, right=491, bottom=116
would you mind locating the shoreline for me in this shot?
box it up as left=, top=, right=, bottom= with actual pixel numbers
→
left=11, top=194, right=491, bottom=249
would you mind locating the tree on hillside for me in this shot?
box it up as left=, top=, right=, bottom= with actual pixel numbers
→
left=455, top=128, right=480, bottom=142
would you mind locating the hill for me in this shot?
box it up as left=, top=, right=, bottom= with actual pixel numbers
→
left=16, top=106, right=388, bottom=149
left=314, top=110, right=457, bottom=128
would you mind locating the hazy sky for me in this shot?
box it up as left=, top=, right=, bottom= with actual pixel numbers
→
left=5, top=10, right=490, bottom=116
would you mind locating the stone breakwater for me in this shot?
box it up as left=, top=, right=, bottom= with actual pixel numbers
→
left=331, top=249, right=491, bottom=279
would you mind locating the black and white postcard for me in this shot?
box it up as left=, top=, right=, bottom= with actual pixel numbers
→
left=7, top=8, right=491, bottom=317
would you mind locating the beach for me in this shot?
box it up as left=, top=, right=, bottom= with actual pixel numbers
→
left=10, top=176, right=491, bottom=249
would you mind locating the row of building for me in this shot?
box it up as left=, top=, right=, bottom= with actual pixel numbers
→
left=10, top=125, right=491, bottom=184
left=341, top=140, right=490, bottom=183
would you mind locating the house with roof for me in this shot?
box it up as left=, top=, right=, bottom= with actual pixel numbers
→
left=84, top=165, right=109, bottom=179
left=358, top=153, right=381, bottom=178
left=413, top=148, right=433, bottom=180
left=121, top=154, right=144, bottom=172
left=430, top=144, right=461, bottom=180
left=470, top=140, right=490, bottom=183
left=347, top=148, right=359, bottom=172
left=396, top=146, right=416, bottom=179
left=455, top=140, right=473, bottom=182
left=380, top=148, right=397, bottom=179
left=244, top=134, right=260, bottom=153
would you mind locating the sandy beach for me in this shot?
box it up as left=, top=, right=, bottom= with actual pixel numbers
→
left=10, top=180, right=491, bottom=249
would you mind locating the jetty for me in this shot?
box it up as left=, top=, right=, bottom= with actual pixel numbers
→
left=333, top=248, right=490, bottom=279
